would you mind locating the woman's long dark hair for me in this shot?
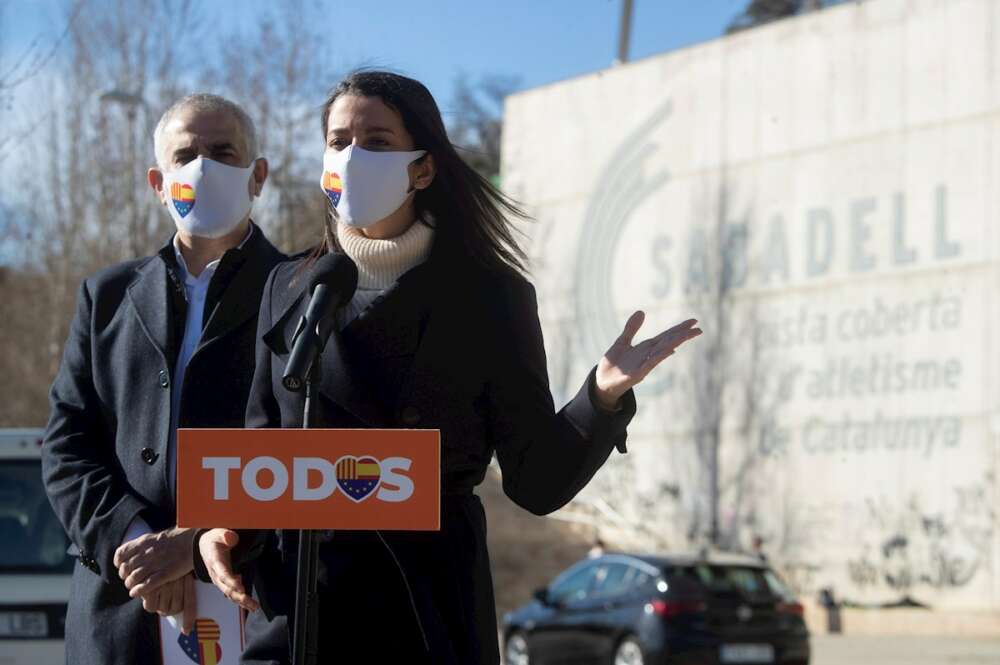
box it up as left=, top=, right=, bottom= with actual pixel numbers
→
left=314, top=70, right=528, bottom=274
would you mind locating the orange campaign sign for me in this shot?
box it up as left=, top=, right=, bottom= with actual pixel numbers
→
left=176, top=428, right=441, bottom=531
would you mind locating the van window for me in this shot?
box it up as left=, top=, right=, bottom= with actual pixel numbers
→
left=0, top=460, right=73, bottom=573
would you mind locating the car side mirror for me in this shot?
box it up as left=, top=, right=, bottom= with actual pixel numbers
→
left=533, top=587, right=551, bottom=605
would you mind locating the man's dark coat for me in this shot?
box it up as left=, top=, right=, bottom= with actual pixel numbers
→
left=42, top=226, right=284, bottom=665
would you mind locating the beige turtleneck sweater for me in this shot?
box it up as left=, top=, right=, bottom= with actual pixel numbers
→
left=335, top=220, right=434, bottom=328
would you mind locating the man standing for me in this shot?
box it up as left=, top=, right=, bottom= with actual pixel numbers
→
left=42, top=93, right=285, bottom=664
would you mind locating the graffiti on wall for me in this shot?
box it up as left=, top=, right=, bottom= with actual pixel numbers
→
left=846, top=477, right=995, bottom=596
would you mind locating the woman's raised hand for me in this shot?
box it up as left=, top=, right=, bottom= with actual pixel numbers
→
left=594, top=311, right=702, bottom=409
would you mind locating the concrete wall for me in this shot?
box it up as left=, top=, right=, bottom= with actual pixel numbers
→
left=502, top=0, right=1000, bottom=613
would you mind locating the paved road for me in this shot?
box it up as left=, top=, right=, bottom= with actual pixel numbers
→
left=812, top=635, right=1000, bottom=664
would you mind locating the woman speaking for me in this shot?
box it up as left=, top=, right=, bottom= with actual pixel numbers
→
left=197, top=70, right=701, bottom=664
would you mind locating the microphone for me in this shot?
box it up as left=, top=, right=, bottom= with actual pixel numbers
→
left=282, top=254, right=358, bottom=392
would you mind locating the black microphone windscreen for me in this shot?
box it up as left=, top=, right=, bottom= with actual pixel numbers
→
left=307, top=253, right=359, bottom=303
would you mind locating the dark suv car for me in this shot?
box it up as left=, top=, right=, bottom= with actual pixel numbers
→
left=502, top=552, right=809, bottom=665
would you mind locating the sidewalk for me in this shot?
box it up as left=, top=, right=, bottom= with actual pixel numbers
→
left=803, top=603, right=1000, bottom=638
left=812, top=635, right=1000, bottom=665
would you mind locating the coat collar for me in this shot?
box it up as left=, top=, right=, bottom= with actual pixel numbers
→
left=128, top=222, right=282, bottom=362
left=198, top=224, right=283, bottom=353
left=262, top=254, right=438, bottom=426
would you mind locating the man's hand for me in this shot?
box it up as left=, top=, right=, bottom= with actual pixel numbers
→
left=115, top=527, right=195, bottom=598
left=136, top=573, right=197, bottom=635
left=199, top=528, right=259, bottom=612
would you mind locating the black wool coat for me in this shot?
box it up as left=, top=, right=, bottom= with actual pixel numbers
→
left=228, top=248, right=637, bottom=665
left=41, top=227, right=285, bottom=665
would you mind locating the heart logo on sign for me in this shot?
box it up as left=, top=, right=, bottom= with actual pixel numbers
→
left=177, top=617, right=222, bottom=664
left=335, top=455, right=381, bottom=503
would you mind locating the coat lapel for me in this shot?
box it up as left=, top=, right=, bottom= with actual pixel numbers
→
left=316, top=327, right=386, bottom=425
left=261, top=260, right=384, bottom=427
left=198, top=230, right=281, bottom=353
left=340, top=263, right=431, bottom=361
left=262, top=257, right=436, bottom=427
left=126, top=258, right=172, bottom=364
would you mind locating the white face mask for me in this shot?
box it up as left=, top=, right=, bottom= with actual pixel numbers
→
left=320, top=145, right=427, bottom=228
left=161, top=157, right=258, bottom=238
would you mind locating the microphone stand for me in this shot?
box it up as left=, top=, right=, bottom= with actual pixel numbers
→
left=292, top=351, right=323, bottom=665
left=282, top=261, right=356, bottom=665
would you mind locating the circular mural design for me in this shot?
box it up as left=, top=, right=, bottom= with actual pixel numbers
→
left=573, top=100, right=674, bottom=395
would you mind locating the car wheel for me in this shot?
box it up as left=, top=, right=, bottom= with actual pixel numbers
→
left=613, top=636, right=645, bottom=665
left=505, top=631, right=531, bottom=665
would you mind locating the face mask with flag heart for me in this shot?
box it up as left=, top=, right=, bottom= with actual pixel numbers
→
left=320, top=145, right=427, bottom=228
left=162, top=156, right=258, bottom=239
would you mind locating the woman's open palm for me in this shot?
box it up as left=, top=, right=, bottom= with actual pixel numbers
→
left=594, top=311, right=702, bottom=408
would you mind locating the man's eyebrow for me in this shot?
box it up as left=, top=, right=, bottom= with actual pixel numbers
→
left=209, top=140, right=238, bottom=151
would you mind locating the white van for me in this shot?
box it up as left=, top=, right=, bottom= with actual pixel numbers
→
left=0, top=429, right=70, bottom=665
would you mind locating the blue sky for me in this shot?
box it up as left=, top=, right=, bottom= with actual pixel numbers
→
left=3, top=0, right=749, bottom=110
left=0, top=0, right=750, bottom=263
left=304, top=0, right=748, bottom=104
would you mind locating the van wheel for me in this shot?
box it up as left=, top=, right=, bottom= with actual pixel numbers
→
left=613, top=636, right=645, bottom=665
left=505, top=631, right=531, bottom=665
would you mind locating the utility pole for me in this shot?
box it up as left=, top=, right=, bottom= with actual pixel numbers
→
left=100, top=89, right=148, bottom=257
left=615, top=0, right=634, bottom=65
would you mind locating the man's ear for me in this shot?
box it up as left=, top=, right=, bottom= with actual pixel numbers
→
left=410, top=154, right=436, bottom=191
left=251, top=158, right=269, bottom=197
left=148, top=168, right=166, bottom=204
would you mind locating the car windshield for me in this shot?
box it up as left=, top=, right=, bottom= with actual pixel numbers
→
left=549, top=564, right=597, bottom=604
left=0, top=459, right=74, bottom=573
left=692, top=565, right=775, bottom=599
left=763, top=569, right=795, bottom=600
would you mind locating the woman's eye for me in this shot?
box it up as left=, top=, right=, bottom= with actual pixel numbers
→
left=329, top=138, right=349, bottom=150
left=364, top=139, right=389, bottom=150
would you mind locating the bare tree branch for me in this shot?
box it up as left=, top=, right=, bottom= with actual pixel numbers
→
left=0, top=0, right=83, bottom=91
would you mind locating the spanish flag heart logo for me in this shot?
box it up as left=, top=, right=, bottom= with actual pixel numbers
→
left=177, top=617, right=222, bottom=665
left=171, top=182, right=196, bottom=218
left=335, top=455, right=381, bottom=502
left=322, top=171, right=342, bottom=206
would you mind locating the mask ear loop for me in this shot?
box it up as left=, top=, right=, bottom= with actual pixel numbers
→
left=407, top=152, right=430, bottom=194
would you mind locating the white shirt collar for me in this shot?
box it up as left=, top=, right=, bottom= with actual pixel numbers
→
left=172, top=224, right=255, bottom=285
